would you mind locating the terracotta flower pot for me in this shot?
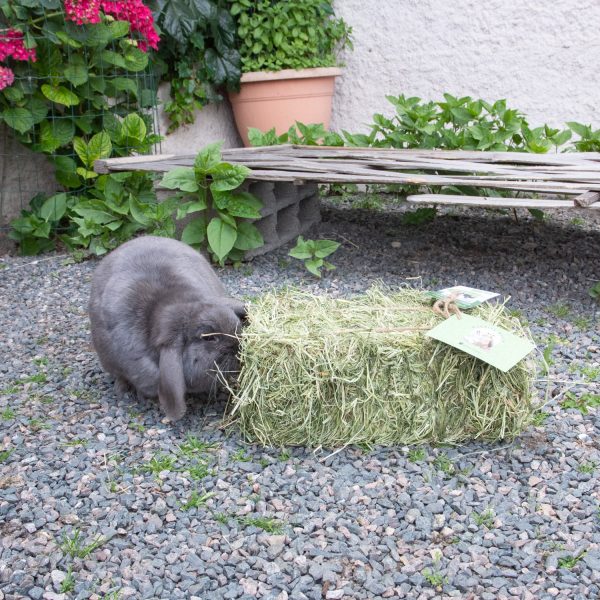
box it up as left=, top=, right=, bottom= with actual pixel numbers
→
left=228, top=67, right=342, bottom=147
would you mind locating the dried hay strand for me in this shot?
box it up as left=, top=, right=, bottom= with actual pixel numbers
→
left=229, top=287, right=539, bottom=448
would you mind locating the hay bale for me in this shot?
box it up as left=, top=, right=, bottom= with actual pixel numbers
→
left=230, top=287, right=538, bottom=448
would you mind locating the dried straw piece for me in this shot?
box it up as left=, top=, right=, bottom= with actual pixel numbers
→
left=228, top=287, right=538, bottom=448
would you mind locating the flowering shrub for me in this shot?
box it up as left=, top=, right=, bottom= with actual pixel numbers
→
left=1, top=0, right=167, bottom=255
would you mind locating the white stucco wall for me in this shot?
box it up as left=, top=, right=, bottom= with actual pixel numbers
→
left=162, top=0, right=600, bottom=152
left=331, top=0, right=600, bottom=133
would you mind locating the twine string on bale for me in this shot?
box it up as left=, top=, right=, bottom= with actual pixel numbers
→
left=432, top=292, right=463, bottom=320
left=226, top=286, right=538, bottom=449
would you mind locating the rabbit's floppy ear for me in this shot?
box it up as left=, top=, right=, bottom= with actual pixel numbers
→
left=158, top=346, right=186, bottom=421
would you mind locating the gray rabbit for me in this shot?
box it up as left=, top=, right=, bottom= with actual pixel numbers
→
left=88, top=236, right=245, bottom=421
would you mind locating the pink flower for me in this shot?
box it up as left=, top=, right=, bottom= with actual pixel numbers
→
left=0, top=29, right=37, bottom=63
left=64, top=0, right=102, bottom=25
left=0, top=66, right=15, bottom=90
left=100, top=0, right=159, bottom=51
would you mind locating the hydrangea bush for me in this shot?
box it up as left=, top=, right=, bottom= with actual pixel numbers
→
left=0, top=0, right=171, bottom=255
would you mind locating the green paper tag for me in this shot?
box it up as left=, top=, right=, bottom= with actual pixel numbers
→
left=426, top=314, right=535, bottom=372
left=426, top=285, right=500, bottom=309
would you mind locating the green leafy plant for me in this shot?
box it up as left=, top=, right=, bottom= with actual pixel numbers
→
left=288, top=236, right=340, bottom=277
left=2, top=1, right=163, bottom=256
left=159, top=141, right=264, bottom=263
left=560, top=392, right=600, bottom=415
left=152, top=0, right=240, bottom=132
left=567, top=122, right=600, bottom=152
left=140, top=452, right=177, bottom=475
left=229, top=0, right=351, bottom=73
left=589, top=282, right=600, bottom=303
left=401, top=207, right=437, bottom=226
left=248, top=122, right=344, bottom=147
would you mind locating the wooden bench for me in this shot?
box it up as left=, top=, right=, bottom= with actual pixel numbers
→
left=96, top=145, right=600, bottom=212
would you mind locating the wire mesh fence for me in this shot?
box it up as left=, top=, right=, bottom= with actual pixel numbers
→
left=0, top=8, right=162, bottom=239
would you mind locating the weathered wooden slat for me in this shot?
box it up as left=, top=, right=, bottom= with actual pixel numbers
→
left=574, top=191, right=600, bottom=207
left=407, top=194, right=600, bottom=210
left=94, top=146, right=600, bottom=207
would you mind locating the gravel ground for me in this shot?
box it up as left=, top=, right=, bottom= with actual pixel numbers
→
left=1, top=197, right=599, bottom=600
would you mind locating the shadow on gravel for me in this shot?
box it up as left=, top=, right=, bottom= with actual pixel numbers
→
left=318, top=204, right=600, bottom=309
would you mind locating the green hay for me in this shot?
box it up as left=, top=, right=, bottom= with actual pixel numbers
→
left=229, top=287, right=539, bottom=448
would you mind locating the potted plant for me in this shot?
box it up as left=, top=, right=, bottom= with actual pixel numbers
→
left=227, top=0, right=352, bottom=146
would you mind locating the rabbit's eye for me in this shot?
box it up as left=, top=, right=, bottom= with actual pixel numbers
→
left=201, top=333, right=219, bottom=342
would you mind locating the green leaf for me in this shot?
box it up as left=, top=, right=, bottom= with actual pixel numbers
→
left=55, top=31, right=83, bottom=48
left=72, top=201, right=119, bottom=224
left=204, top=47, right=240, bottom=86
left=41, top=84, right=80, bottom=107
left=88, top=131, right=112, bottom=161
left=64, top=63, right=88, bottom=86
left=233, top=221, right=263, bottom=251
left=566, top=121, right=591, bottom=138
left=120, top=113, right=146, bottom=144
left=108, top=20, right=130, bottom=39
left=101, top=50, right=127, bottom=69
left=123, top=46, right=148, bottom=72
left=305, top=257, right=324, bottom=277
left=73, top=137, right=91, bottom=168
left=288, top=236, right=312, bottom=259
left=313, top=239, right=340, bottom=259
left=207, top=217, right=237, bottom=260
left=28, top=98, right=48, bottom=124
left=2, top=108, right=34, bottom=134
left=39, top=193, right=67, bottom=222
left=218, top=191, right=262, bottom=218
left=194, top=141, right=223, bottom=175
left=209, top=162, right=250, bottom=192
left=52, top=156, right=81, bottom=188
left=129, top=195, right=155, bottom=226
left=160, top=167, right=198, bottom=192
left=76, top=167, right=98, bottom=179
left=176, top=199, right=207, bottom=219
left=181, top=217, right=207, bottom=246
left=107, top=77, right=138, bottom=97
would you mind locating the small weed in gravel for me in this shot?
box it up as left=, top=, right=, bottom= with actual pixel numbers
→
left=0, top=448, right=14, bottom=463
left=578, top=461, right=597, bottom=474
left=214, top=513, right=229, bottom=525
left=473, top=508, right=495, bottom=529
left=28, top=418, right=50, bottom=431
left=238, top=516, right=284, bottom=534
left=181, top=490, right=215, bottom=510
left=547, top=303, right=571, bottom=318
left=188, top=462, right=215, bottom=481
left=60, top=529, right=105, bottom=559
left=433, top=453, right=455, bottom=475
left=62, top=438, right=88, bottom=447
left=140, top=453, right=177, bottom=475
left=178, top=434, right=219, bottom=458
left=278, top=449, right=291, bottom=461
left=60, top=567, right=75, bottom=593
left=0, top=407, right=16, bottom=420
left=561, top=392, right=600, bottom=414
left=531, top=411, right=549, bottom=426
left=232, top=449, right=251, bottom=462
left=558, top=553, right=586, bottom=570
left=408, top=448, right=426, bottom=462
